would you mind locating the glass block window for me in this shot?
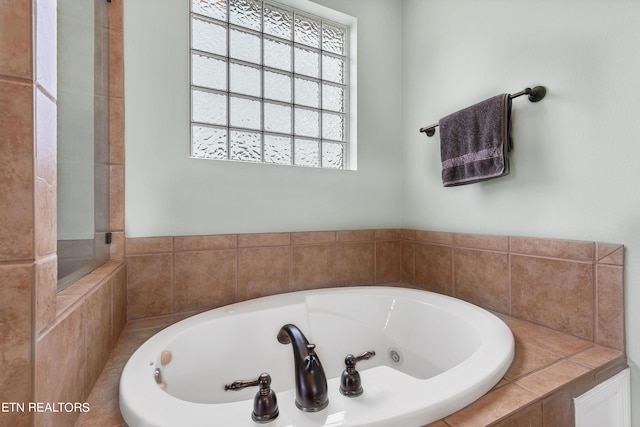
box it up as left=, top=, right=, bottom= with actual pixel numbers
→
left=190, top=0, right=350, bottom=169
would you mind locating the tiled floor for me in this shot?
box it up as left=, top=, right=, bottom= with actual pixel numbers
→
left=75, top=311, right=626, bottom=427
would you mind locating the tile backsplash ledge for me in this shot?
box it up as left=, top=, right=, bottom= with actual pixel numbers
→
left=125, top=229, right=624, bottom=352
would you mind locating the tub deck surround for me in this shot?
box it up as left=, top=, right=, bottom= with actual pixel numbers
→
left=125, top=230, right=624, bottom=352
left=75, top=289, right=626, bottom=427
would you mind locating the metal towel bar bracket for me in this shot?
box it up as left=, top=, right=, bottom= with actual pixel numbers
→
left=419, top=85, right=546, bottom=137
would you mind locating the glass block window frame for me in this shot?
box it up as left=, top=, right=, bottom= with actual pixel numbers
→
left=190, top=0, right=351, bottom=169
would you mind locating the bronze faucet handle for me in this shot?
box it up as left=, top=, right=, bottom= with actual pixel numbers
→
left=224, top=373, right=279, bottom=423
left=340, top=350, right=376, bottom=397
left=224, top=378, right=259, bottom=391
left=349, top=350, right=376, bottom=365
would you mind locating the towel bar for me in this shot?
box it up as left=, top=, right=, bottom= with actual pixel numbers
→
left=419, top=86, right=546, bottom=137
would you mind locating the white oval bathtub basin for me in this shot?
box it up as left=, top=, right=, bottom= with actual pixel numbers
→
left=120, top=286, right=514, bottom=427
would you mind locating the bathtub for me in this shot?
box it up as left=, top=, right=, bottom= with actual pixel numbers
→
left=120, top=286, right=514, bottom=427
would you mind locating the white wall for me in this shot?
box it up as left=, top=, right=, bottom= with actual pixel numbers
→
left=123, top=0, right=403, bottom=237
left=400, top=0, right=640, bottom=424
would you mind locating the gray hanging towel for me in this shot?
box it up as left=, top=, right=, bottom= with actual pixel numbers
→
left=439, top=93, right=512, bottom=186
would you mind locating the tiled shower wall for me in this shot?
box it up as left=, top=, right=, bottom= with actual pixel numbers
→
left=126, top=229, right=624, bottom=352
left=0, top=39, right=37, bottom=427
left=1, top=1, right=56, bottom=426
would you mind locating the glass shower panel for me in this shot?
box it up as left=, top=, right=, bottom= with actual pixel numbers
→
left=57, top=0, right=111, bottom=291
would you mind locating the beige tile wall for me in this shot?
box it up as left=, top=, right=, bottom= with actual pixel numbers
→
left=125, top=229, right=624, bottom=353
left=402, top=230, right=625, bottom=351
left=125, top=230, right=404, bottom=320
left=1, top=0, right=43, bottom=425
left=35, top=262, right=126, bottom=427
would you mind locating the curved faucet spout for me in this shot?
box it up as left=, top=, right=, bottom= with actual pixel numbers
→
left=277, top=324, right=329, bottom=412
